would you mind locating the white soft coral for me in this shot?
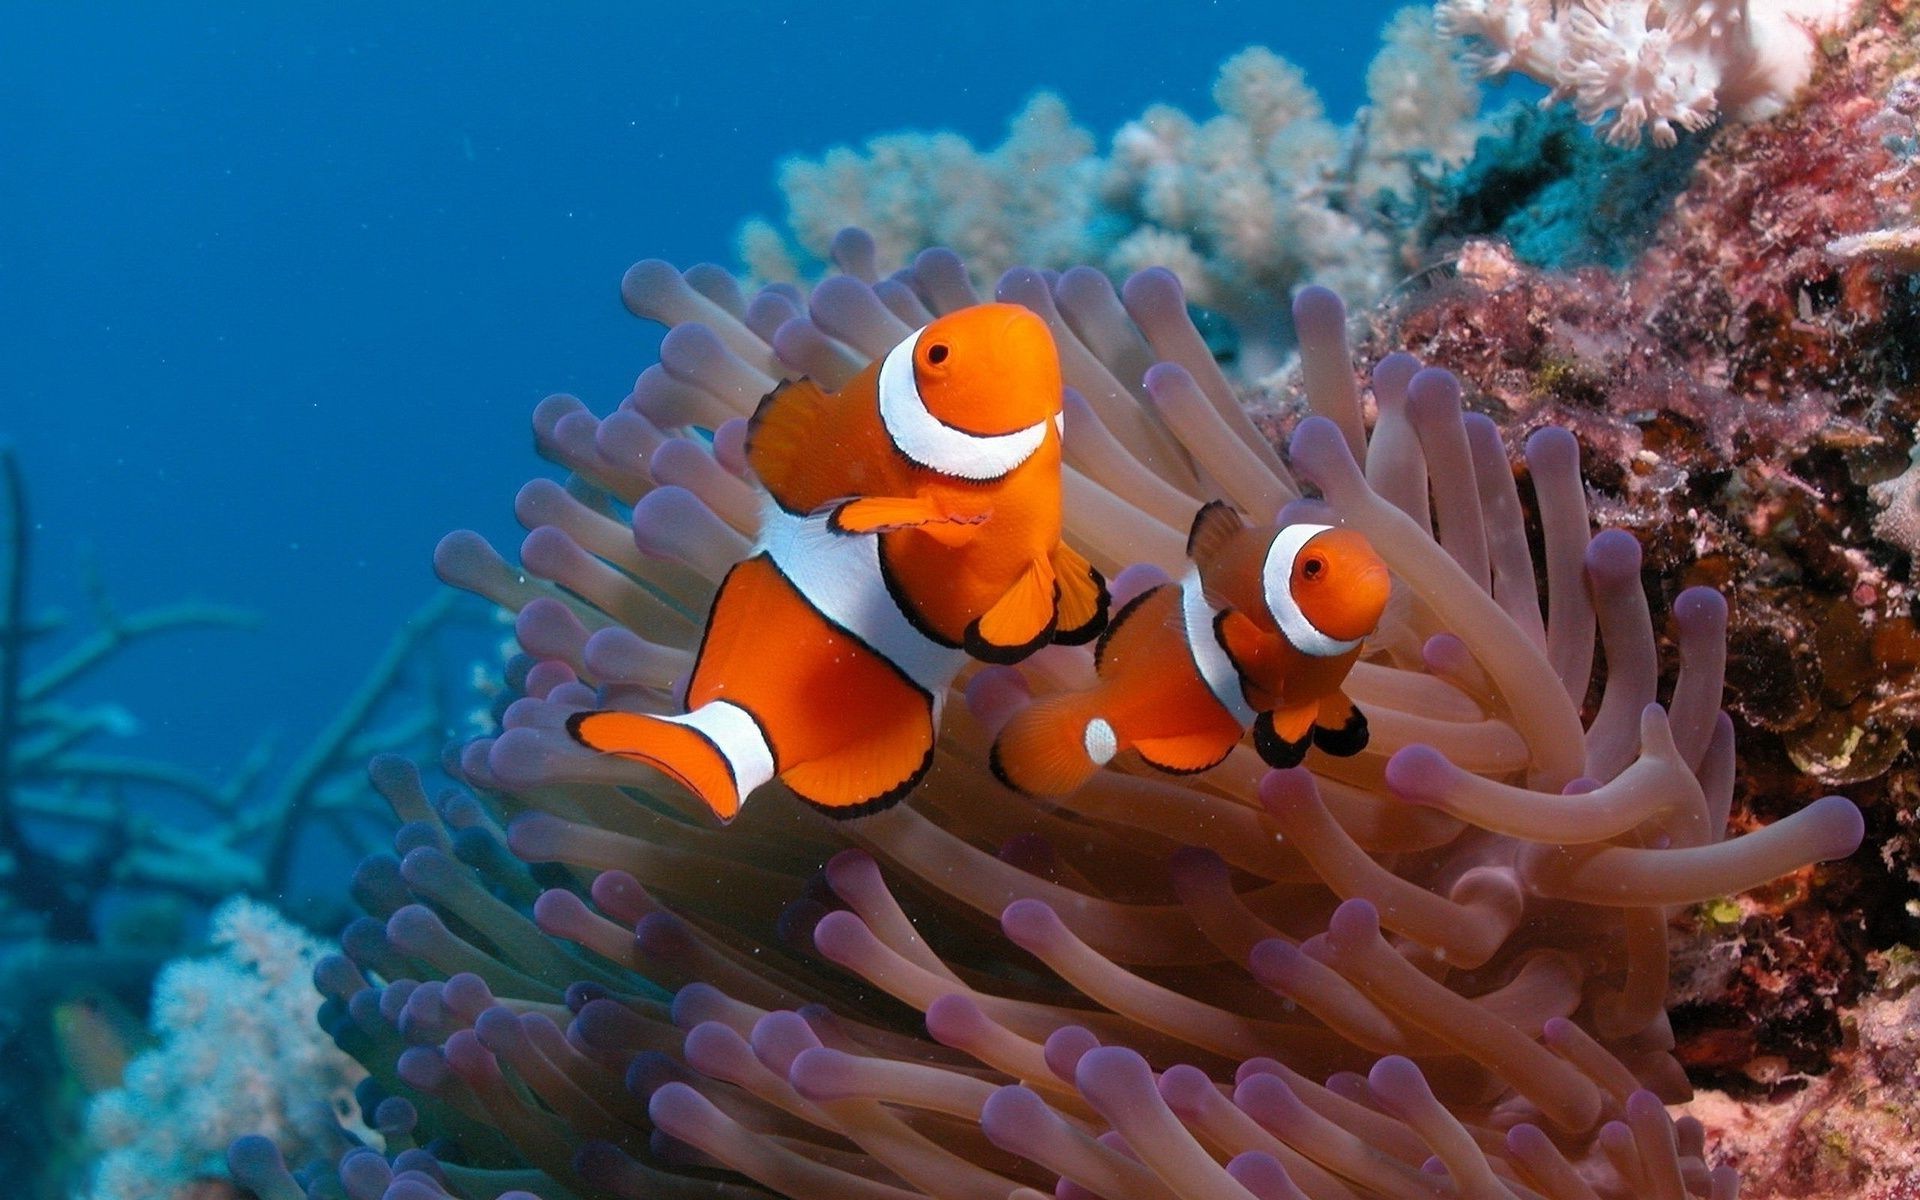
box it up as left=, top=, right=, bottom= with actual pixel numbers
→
left=1439, top=0, right=1860, bottom=147
left=81, top=899, right=371, bottom=1200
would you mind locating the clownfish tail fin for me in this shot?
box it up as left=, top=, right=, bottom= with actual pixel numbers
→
left=566, top=703, right=774, bottom=823
left=989, top=692, right=1117, bottom=798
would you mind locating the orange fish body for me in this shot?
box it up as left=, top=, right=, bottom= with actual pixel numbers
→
left=749, top=304, right=1103, bottom=656
left=570, top=304, right=1108, bottom=822
left=991, top=502, right=1390, bottom=798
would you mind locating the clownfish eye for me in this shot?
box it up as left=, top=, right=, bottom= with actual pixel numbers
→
left=1302, top=555, right=1326, bottom=580
left=926, top=342, right=950, bottom=365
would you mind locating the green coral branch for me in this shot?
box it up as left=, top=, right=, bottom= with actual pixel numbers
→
left=256, top=588, right=462, bottom=892
left=22, top=601, right=259, bottom=704
left=0, top=446, right=483, bottom=939
left=22, top=754, right=248, bottom=813
left=0, top=448, right=32, bottom=862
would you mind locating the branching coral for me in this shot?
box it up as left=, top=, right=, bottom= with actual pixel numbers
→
left=743, top=93, right=1103, bottom=297
left=1436, top=0, right=1863, bottom=148
left=0, top=448, right=256, bottom=943
left=0, top=446, right=478, bottom=942
left=84, top=899, right=371, bottom=1200
left=229, top=236, right=1865, bottom=1200
left=0, top=446, right=495, bottom=1196
left=740, top=9, right=1480, bottom=374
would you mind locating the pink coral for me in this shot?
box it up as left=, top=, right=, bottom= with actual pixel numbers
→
left=1437, top=0, right=1861, bottom=146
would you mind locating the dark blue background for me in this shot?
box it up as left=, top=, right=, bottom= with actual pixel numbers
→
left=1, top=2, right=1407, bottom=783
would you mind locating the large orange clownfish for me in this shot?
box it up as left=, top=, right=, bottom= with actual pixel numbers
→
left=569, top=303, right=1107, bottom=821
left=990, top=502, right=1389, bottom=798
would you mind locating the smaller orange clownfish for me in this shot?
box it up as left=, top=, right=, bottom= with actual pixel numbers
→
left=569, top=303, right=1107, bottom=822
left=990, top=502, right=1389, bottom=798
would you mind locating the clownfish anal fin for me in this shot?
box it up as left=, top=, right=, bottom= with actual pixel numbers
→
left=966, top=555, right=1058, bottom=663
left=1050, top=542, right=1109, bottom=645
left=1185, top=500, right=1246, bottom=568
left=1311, top=697, right=1369, bottom=757
left=780, top=696, right=937, bottom=818
left=1132, top=728, right=1235, bottom=775
left=1251, top=710, right=1313, bottom=770
left=830, top=494, right=990, bottom=546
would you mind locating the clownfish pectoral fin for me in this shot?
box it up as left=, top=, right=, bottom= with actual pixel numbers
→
left=1185, top=500, right=1247, bottom=570
left=567, top=707, right=763, bottom=823
left=1049, top=542, right=1109, bottom=646
left=989, top=692, right=1116, bottom=798
left=1132, top=727, right=1237, bottom=776
left=1252, top=706, right=1319, bottom=770
left=965, top=555, right=1058, bottom=664
left=829, top=495, right=990, bottom=546
left=1215, top=608, right=1283, bottom=680
left=1311, top=695, right=1370, bottom=758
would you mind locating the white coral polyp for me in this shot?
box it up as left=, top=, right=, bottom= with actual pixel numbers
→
left=1440, top=0, right=1860, bottom=147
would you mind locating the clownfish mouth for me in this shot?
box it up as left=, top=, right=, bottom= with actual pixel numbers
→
left=877, top=329, right=1050, bottom=481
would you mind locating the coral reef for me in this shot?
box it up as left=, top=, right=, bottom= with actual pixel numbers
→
left=183, top=4, right=1920, bottom=1194
left=1684, top=948, right=1920, bottom=1197
left=0, top=448, right=489, bottom=1198
left=1346, top=1, right=1919, bottom=1083
left=739, top=8, right=1480, bottom=374
left=1437, top=0, right=1863, bottom=148
left=83, top=899, right=370, bottom=1200
left=0, top=447, right=476, bottom=940
left=0, top=448, right=257, bottom=944
left=1422, top=104, right=1708, bottom=269
left=220, top=238, right=1869, bottom=1200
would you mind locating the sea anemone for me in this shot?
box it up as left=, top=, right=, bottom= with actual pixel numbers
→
left=236, top=230, right=1864, bottom=1200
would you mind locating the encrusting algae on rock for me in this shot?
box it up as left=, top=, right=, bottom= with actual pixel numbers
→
left=214, top=230, right=1873, bottom=1200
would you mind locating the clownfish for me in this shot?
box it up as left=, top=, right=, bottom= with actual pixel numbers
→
left=990, top=502, right=1389, bottom=798
left=568, top=303, right=1108, bottom=821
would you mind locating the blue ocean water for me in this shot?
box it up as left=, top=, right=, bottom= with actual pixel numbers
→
left=2, top=2, right=1404, bottom=848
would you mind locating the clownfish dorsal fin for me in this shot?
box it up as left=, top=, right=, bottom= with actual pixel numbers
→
left=747, top=375, right=901, bottom=515
left=746, top=376, right=835, bottom=505
left=1185, top=500, right=1246, bottom=572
